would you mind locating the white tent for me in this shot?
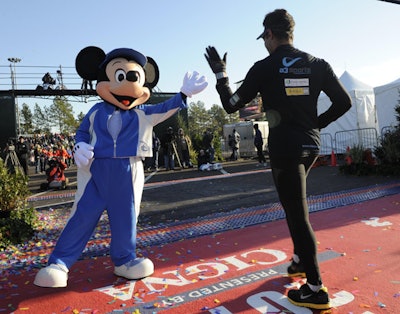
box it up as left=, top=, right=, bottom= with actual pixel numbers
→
left=317, top=71, right=378, bottom=154
left=374, top=77, right=400, bottom=131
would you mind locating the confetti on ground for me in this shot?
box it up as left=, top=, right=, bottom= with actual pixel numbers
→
left=2, top=185, right=400, bottom=313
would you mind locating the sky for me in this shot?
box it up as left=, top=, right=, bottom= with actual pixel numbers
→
left=1, top=0, right=400, bottom=116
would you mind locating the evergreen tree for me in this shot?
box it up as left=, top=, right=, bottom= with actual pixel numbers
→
left=208, top=104, right=238, bottom=138
left=32, top=103, right=51, bottom=134
left=188, top=101, right=210, bottom=150
left=20, top=103, right=34, bottom=134
left=76, top=111, right=86, bottom=126
left=47, top=97, right=79, bottom=134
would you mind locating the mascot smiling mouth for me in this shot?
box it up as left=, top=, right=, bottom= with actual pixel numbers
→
left=113, top=94, right=136, bottom=106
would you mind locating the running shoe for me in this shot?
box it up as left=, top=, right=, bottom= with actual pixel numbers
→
left=287, top=261, right=306, bottom=278
left=287, top=283, right=331, bottom=310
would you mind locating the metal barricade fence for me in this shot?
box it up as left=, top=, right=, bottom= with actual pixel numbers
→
left=320, top=133, right=333, bottom=156
left=220, top=128, right=378, bottom=159
left=381, top=126, right=395, bottom=137
left=334, top=128, right=378, bottom=154
left=220, top=136, right=268, bottom=159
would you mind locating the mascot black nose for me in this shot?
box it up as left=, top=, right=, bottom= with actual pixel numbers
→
left=126, top=71, right=140, bottom=82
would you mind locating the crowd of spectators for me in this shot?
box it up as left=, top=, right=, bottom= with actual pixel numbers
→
left=1, top=128, right=221, bottom=175
left=1, top=133, right=75, bottom=175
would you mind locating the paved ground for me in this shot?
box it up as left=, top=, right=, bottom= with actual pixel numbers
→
left=27, top=159, right=399, bottom=224
left=12, top=161, right=400, bottom=313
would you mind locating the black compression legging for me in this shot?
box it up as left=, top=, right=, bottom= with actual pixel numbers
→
left=270, top=153, right=322, bottom=286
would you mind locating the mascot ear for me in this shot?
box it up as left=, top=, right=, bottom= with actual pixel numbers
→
left=144, top=57, right=159, bottom=89
left=75, top=46, right=106, bottom=81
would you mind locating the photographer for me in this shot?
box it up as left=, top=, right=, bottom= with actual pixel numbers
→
left=16, top=136, right=29, bottom=175
left=161, top=127, right=176, bottom=171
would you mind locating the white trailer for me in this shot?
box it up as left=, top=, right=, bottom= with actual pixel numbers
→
left=222, top=121, right=269, bottom=158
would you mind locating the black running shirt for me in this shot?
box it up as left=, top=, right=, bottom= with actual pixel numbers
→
left=216, top=44, right=351, bottom=157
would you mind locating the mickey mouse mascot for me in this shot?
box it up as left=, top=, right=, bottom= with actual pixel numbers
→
left=34, top=46, right=207, bottom=287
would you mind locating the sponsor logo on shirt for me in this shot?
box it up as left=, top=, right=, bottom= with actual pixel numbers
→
left=279, top=56, right=311, bottom=75
left=282, top=57, right=302, bottom=67
left=284, top=78, right=310, bottom=96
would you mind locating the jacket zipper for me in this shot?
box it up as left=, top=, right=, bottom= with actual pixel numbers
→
left=107, top=108, right=122, bottom=158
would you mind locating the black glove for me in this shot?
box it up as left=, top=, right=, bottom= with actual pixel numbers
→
left=205, top=46, right=227, bottom=75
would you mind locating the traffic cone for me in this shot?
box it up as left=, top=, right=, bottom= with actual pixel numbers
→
left=345, top=146, right=352, bottom=165
left=330, top=150, right=337, bottom=166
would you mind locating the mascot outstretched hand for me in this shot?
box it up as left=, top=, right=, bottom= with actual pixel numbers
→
left=34, top=46, right=207, bottom=287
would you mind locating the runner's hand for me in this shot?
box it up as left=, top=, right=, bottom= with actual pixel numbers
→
left=205, top=46, right=227, bottom=74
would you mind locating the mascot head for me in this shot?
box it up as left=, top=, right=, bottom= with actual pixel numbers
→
left=75, top=46, right=159, bottom=110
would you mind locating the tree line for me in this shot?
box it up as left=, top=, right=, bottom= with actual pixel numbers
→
left=19, top=97, right=83, bottom=135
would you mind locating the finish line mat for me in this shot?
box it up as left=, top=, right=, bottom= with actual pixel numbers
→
left=2, top=190, right=400, bottom=313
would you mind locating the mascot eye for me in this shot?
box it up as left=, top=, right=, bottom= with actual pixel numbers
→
left=115, top=69, right=126, bottom=82
left=126, top=71, right=141, bottom=83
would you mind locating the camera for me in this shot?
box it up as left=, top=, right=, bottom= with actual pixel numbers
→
left=6, top=138, right=16, bottom=151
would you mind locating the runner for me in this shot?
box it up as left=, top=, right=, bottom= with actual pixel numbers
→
left=205, top=8, right=351, bottom=310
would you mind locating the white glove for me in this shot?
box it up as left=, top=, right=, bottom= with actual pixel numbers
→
left=180, top=71, right=208, bottom=97
left=73, top=142, right=94, bottom=168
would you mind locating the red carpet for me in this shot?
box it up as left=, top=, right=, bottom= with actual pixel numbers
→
left=1, top=194, right=400, bottom=313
